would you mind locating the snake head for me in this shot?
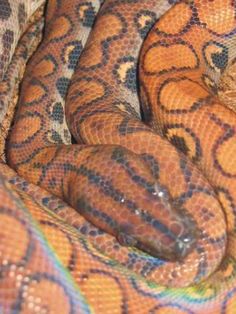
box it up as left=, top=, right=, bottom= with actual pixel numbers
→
left=116, top=184, right=197, bottom=261
left=73, top=146, right=198, bottom=261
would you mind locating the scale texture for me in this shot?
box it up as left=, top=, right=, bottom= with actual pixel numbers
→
left=1, top=0, right=236, bottom=313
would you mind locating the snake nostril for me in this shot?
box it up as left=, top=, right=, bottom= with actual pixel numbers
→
left=174, top=232, right=196, bottom=259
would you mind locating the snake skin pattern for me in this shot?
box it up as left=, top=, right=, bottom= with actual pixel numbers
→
left=0, top=5, right=44, bottom=160
left=0, top=0, right=44, bottom=79
left=1, top=0, right=236, bottom=313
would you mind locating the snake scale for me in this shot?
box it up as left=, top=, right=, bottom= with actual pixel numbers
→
left=1, top=0, right=236, bottom=313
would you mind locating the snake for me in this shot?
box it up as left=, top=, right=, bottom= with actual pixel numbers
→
left=1, top=0, right=236, bottom=313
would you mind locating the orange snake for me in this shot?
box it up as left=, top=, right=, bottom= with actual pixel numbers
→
left=1, top=0, right=236, bottom=313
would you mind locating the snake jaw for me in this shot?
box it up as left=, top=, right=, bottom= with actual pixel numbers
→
left=133, top=227, right=197, bottom=261
left=115, top=205, right=197, bottom=261
left=113, top=181, right=198, bottom=260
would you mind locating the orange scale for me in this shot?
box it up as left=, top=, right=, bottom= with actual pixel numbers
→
left=165, top=127, right=199, bottom=161
left=19, top=278, right=73, bottom=314
left=143, top=43, right=198, bottom=75
left=218, top=189, right=236, bottom=232
left=157, top=162, right=187, bottom=199
left=16, top=149, right=58, bottom=185
left=150, top=251, right=200, bottom=287
left=20, top=194, right=54, bottom=223
left=72, top=250, right=109, bottom=284
left=195, top=0, right=236, bottom=35
left=215, top=136, right=236, bottom=176
left=0, top=80, right=10, bottom=94
left=227, top=234, right=236, bottom=258
left=80, top=41, right=104, bottom=67
left=0, top=274, right=20, bottom=308
left=23, top=80, right=47, bottom=104
left=79, top=271, right=124, bottom=314
left=40, top=223, right=74, bottom=268
left=183, top=192, right=226, bottom=240
left=181, top=25, right=217, bottom=66
left=45, top=0, right=58, bottom=22
left=0, top=213, right=30, bottom=264
left=30, top=146, right=58, bottom=166
left=47, top=16, right=72, bottom=41
left=68, top=79, right=106, bottom=112
left=10, top=114, right=42, bottom=143
left=221, top=288, right=236, bottom=314
left=158, top=78, right=209, bottom=112
left=102, top=15, right=123, bottom=36
left=220, top=259, right=236, bottom=281
left=210, top=102, right=236, bottom=123
left=34, top=57, right=56, bottom=77
left=156, top=2, right=192, bottom=35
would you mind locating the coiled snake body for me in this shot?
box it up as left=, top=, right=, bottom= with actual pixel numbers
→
left=1, top=0, right=236, bottom=313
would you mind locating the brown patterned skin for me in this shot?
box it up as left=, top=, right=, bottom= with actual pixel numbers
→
left=1, top=0, right=236, bottom=313
left=7, top=0, right=226, bottom=287
left=0, top=5, right=44, bottom=160
left=0, top=0, right=45, bottom=79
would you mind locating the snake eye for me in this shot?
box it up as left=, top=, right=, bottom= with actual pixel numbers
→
left=117, top=231, right=137, bottom=247
left=117, top=223, right=138, bottom=247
